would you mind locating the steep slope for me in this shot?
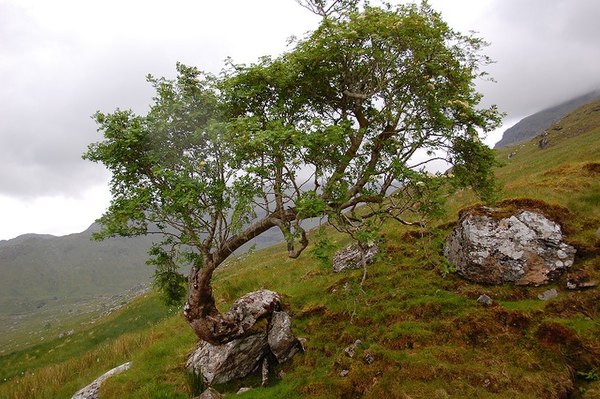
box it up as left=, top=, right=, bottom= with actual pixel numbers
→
left=495, top=89, right=600, bottom=148
left=545, top=98, right=600, bottom=140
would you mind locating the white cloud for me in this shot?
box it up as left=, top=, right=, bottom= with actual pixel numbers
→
left=0, top=184, right=110, bottom=240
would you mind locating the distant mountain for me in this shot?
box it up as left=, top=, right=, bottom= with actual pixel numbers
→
left=0, top=224, right=156, bottom=316
left=0, top=220, right=291, bottom=317
left=495, top=89, right=600, bottom=148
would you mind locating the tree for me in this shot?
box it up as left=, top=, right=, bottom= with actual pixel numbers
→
left=84, top=1, right=501, bottom=345
left=295, top=0, right=358, bottom=17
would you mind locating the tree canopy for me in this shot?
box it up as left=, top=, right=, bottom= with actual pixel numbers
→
left=84, top=1, right=501, bottom=344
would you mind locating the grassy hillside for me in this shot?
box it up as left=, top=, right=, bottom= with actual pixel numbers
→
left=1, top=102, right=599, bottom=398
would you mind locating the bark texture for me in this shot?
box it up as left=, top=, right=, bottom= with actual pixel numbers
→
left=183, top=210, right=306, bottom=345
left=184, top=283, right=281, bottom=345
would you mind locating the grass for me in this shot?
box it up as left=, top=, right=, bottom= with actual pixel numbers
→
left=1, top=103, right=599, bottom=398
left=0, top=293, right=176, bottom=399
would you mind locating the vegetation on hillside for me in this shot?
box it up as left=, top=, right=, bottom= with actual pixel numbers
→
left=83, top=0, right=501, bottom=346
left=1, top=99, right=599, bottom=398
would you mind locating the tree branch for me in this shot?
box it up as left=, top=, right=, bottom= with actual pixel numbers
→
left=213, top=209, right=297, bottom=266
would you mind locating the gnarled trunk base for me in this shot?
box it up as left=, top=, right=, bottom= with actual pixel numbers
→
left=185, top=288, right=282, bottom=345
left=185, top=291, right=302, bottom=386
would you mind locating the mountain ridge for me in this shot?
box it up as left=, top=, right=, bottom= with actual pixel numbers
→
left=495, top=88, right=600, bottom=148
left=0, top=225, right=156, bottom=316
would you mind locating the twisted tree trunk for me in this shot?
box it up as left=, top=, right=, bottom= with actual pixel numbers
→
left=184, top=263, right=282, bottom=345
left=183, top=211, right=304, bottom=345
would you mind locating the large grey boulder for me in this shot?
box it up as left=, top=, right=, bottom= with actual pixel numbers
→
left=186, top=332, right=269, bottom=386
left=268, top=311, right=302, bottom=363
left=186, top=291, right=302, bottom=386
left=444, top=208, right=575, bottom=286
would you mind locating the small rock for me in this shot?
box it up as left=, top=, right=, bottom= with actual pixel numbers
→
left=333, top=244, right=379, bottom=273
left=344, top=339, right=362, bottom=358
left=364, top=353, right=374, bottom=365
left=71, top=362, right=131, bottom=399
left=344, top=346, right=355, bottom=358
left=565, top=269, right=599, bottom=290
left=298, top=337, right=307, bottom=352
left=538, top=288, right=558, bottom=301
left=339, top=369, right=350, bottom=377
left=236, top=387, right=253, bottom=395
left=477, top=294, right=493, bottom=307
left=566, top=279, right=599, bottom=290
left=195, top=387, right=224, bottom=399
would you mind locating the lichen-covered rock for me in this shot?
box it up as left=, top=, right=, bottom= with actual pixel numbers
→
left=538, top=288, right=558, bottom=301
left=444, top=208, right=575, bottom=286
left=268, top=311, right=302, bottom=363
left=186, top=291, right=302, bottom=386
left=187, top=331, right=268, bottom=385
left=222, top=289, right=281, bottom=338
left=477, top=294, right=493, bottom=306
left=344, top=339, right=362, bottom=358
left=194, top=387, right=224, bottom=399
left=333, top=244, right=379, bottom=273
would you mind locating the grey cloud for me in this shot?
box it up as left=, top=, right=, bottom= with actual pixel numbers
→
left=0, top=34, right=169, bottom=199
left=0, top=0, right=280, bottom=201
left=0, top=3, right=40, bottom=54
left=1, top=0, right=598, bottom=202
left=475, top=0, right=600, bottom=120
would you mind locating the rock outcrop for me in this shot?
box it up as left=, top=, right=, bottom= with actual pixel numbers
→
left=186, top=291, right=302, bottom=386
left=268, top=311, right=302, bottom=363
left=444, top=207, right=575, bottom=286
left=187, top=331, right=269, bottom=386
left=333, top=244, right=379, bottom=273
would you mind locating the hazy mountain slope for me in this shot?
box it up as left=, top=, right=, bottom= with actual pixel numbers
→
left=0, top=225, right=156, bottom=316
left=0, top=221, right=290, bottom=318
left=545, top=98, right=600, bottom=139
left=495, top=89, right=600, bottom=148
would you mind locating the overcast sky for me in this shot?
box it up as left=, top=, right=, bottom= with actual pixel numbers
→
left=1, top=0, right=599, bottom=240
